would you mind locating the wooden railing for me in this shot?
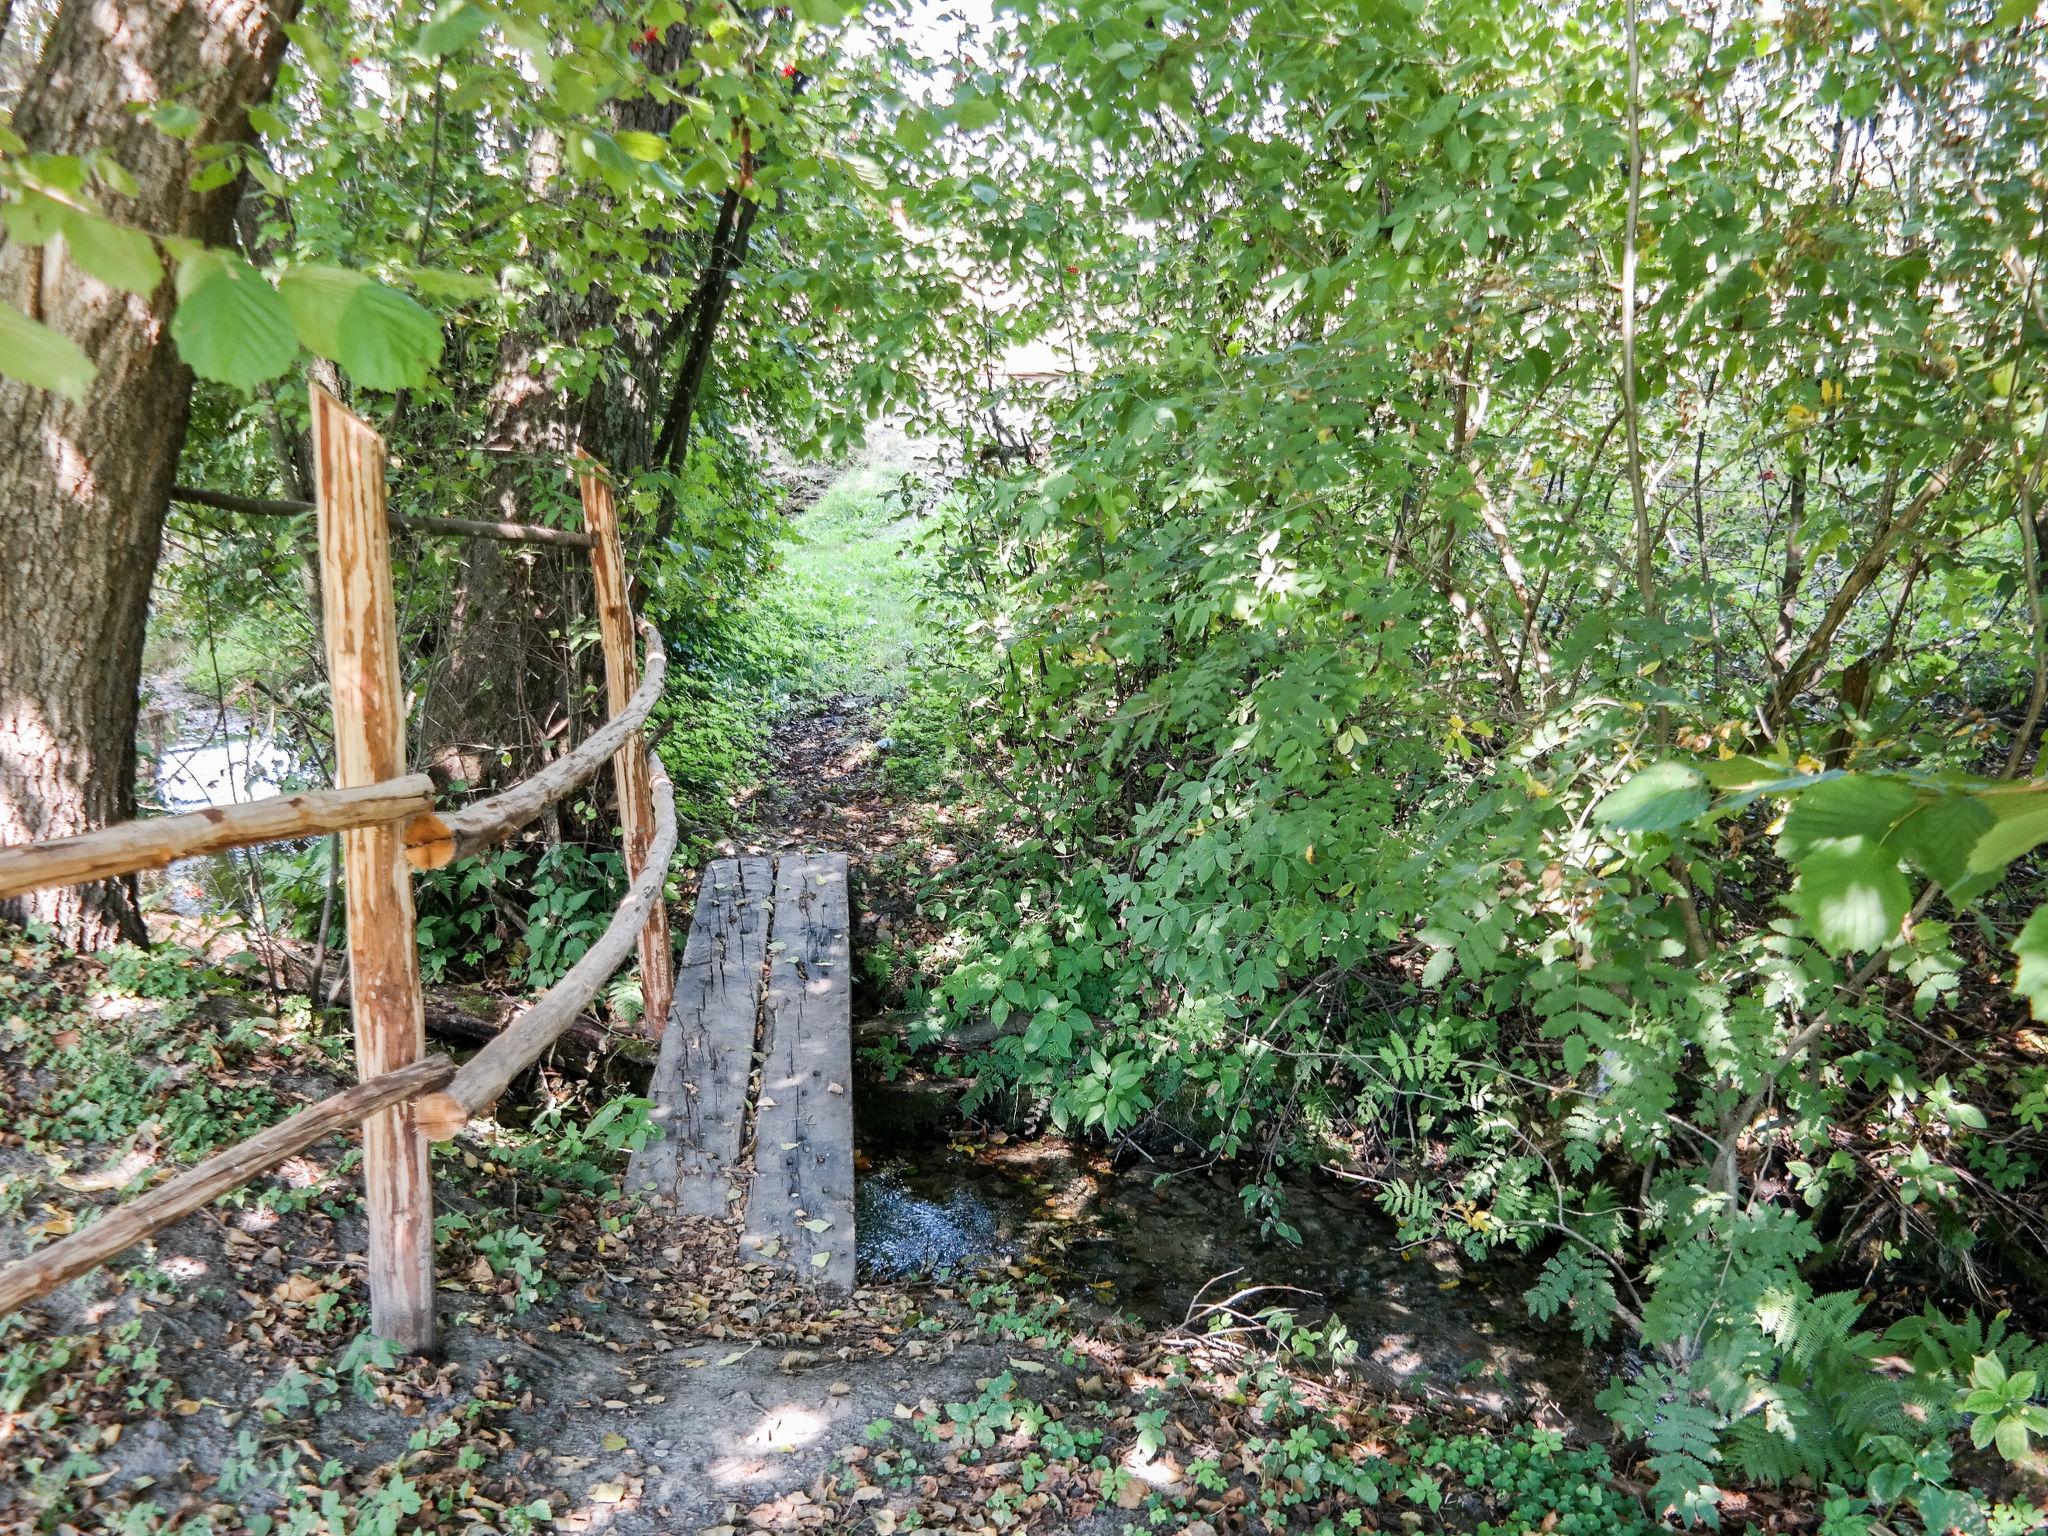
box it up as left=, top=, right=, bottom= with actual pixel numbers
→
left=0, top=388, right=676, bottom=1349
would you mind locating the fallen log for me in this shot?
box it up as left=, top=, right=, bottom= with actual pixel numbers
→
left=419, top=987, right=619, bottom=1063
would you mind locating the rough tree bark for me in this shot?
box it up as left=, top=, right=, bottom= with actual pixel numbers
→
left=0, top=0, right=298, bottom=949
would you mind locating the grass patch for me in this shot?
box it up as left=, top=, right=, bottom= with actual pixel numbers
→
left=753, top=463, right=931, bottom=701
left=654, top=459, right=936, bottom=841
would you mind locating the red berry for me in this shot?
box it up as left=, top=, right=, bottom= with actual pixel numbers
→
left=350, top=54, right=363, bottom=63
left=645, top=26, right=660, bottom=41
left=1065, top=265, right=1078, bottom=275
left=782, top=63, right=798, bottom=77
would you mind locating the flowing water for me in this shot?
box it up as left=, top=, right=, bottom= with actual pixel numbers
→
left=853, top=1089, right=1623, bottom=1436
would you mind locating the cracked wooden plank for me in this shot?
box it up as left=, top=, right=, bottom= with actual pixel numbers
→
left=740, top=852, right=855, bottom=1289
left=628, top=856, right=773, bottom=1216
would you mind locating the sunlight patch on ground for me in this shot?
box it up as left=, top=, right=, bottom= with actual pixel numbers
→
left=708, top=1401, right=831, bottom=1486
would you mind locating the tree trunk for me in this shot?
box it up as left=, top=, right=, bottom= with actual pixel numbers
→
left=418, top=30, right=736, bottom=787
left=0, top=0, right=296, bottom=949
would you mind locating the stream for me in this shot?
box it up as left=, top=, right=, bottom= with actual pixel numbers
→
left=137, top=682, right=305, bottom=919
left=851, top=1085, right=1624, bottom=1436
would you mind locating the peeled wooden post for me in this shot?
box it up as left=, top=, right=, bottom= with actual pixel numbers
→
left=313, top=386, right=436, bottom=1353
left=576, top=453, right=674, bottom=1036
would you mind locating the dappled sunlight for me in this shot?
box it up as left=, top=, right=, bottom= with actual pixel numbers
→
left=707, top=1402, right=832, bottom=1487
left=1370, top=1333, right=1429, bottom=1379
left=85, top=995, right=154, bottom=1022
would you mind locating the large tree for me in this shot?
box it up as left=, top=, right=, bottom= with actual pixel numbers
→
left=0, top=0, right=296, bottom=947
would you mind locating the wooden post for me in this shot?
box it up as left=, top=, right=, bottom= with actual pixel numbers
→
left=576, top=454, right=675, bottom=1036
left=313, top=386, right=436, bottom=1352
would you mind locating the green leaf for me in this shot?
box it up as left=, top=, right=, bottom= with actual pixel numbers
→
left=171, top=252, right=296, bottom=391
left=398, top=266, right=496, bottom=301
left=1887, top=790, right=1995, bottom=896
left=415, top=0, right=489, bottom=58
left=615, top=130, right=668, bottom=162
left=279, top=266, right=440, bottom=389
left=1786, top=843, right=1910, bottom=956
left=1994, top=1416, right=2032, bottom=1462
left=0, top=301, right=96, bottom=401
left=499, top=17, right=553, bottom=86
left=286, top=20, right=341, bottom=84
left=1593, top=761, right=1708, bottom=835
left=277, top=264, right=369, bottom=360
left=60, top=210, right=161, bottom=293
left=1965, top=784, right=2048, bottom=876
left=795, top=0, right=848, bottom=23
left=0, top=190, right=66, bottom=244
left=955, top=95, right=1000, bottom=133
left=2012, top=906, right=2048, bottom=1020
left=333, top=281, right=443, bottom=391
left=1777, top=774, right=1920, bottom=860
left=147, top=102, right=202, bottom=139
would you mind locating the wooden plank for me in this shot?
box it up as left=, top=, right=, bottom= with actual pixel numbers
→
left=313, top=385, right=436, bottom=1354
left=414, top=751, right=678, bottom=1140
left=0, top=1057, right=454, bottom=1318
left=628, top=856, right=773, bottom=1217
left=0, top=775, right=435, bottom=900
left=577, top=455, right=675, bottom=1035
left=741, top=852, right=855, bottom=1289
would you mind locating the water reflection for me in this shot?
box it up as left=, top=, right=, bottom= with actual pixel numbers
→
left=136, top=692, right=306, bottom=920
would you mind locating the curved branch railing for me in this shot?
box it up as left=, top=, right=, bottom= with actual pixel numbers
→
left=0, top=776, right=437, bottom=900
left=0, top=1057, right=456, bottom=1315
left=0, top=392, right=677, bottom=1344
left=417, top=749, right=678, bottom=1141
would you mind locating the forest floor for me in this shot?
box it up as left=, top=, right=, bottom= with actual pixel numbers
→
left=1, top=453, right=1805, bottom=1535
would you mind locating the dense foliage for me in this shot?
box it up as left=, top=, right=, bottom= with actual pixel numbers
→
left=53, top=0, right=960, bottom=972
left=10, top=0, right=2048, bottom=1524
left=900, top=0, right=2048, bottom=1525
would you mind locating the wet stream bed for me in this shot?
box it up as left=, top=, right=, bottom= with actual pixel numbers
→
left=851, top=1086, right=1622, bottom=1438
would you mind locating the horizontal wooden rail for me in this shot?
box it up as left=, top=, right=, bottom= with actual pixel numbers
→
left=171, top=485, right=597, bottom=551
left=0, top=1055, right=455, bottom=1317
left=0, top=627, right=664, bottom=893
left=405, top=623, right=667, bottom=869
left=415, top=750, right=676, bottom=1140
left=0, top=775, right=437, bottom=900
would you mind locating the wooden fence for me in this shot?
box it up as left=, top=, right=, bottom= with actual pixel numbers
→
left=0, top=388, right=676, bottom=1351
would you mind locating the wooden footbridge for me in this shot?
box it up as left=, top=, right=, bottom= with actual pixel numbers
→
left=628, top=853, right=856, bottom=1289
left=0, top=387, right=859, bottom=1346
